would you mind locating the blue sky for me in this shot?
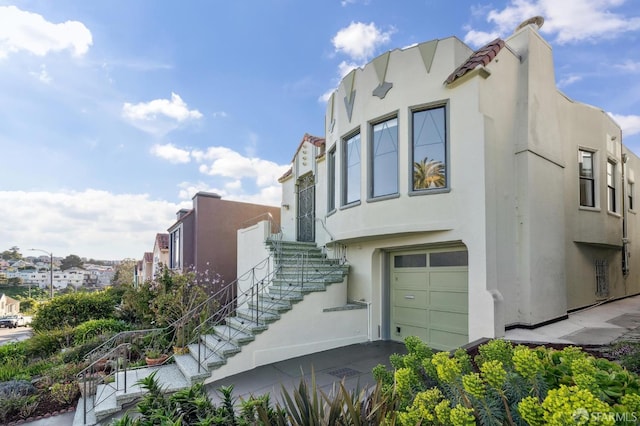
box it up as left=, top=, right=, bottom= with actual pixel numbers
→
left=1, top=0, right=639, bottom=260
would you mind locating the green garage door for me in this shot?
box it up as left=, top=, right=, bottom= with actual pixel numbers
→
left=391, top=249, right=468, bottom=351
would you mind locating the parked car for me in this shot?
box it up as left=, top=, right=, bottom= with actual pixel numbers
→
left=0, top=315, right=32, bottom=328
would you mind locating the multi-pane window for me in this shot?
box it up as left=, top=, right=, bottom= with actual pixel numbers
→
left=607, top=160, right=616, bottom=212
left=371, top=117, right=398, bottom=197
left=412, top=106, right=447, bottom=191
left=327, top=147, right=336, bottom=212
left=628, top=182, right=634, bottom=210
left=579, top=150, right=595, bottom=207
left=342, top=132, right=361, bottom=205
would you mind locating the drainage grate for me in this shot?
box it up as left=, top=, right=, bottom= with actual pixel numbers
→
left=327, top=367, right=360, bottom=378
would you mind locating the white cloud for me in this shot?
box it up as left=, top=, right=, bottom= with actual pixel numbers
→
left=176, top=181, right=281, bottom=206
left=212, top=111, right=228, bottom=118
left=192, top=146, right=289, bottom=188
left=0, top=5, right=92, bottom=59
left=29, top=64, right=52, bottom=83
left=557, top=74, right=582, bottom=88
left=609, top=113, right=640, bottom=136
left=150, top=143, right=191, bottom=164
left=122, top=92, right=203, bottom=136
left=341, top=0, right=371, bottom=6
left=465, top=0, right=640, bottom=46
left=332, top=22, right=394, bottom=61
left=463, top=29, right=501, bottom=46
left=615, top=60, right=640, bottom=73
left=0, top=190, right=182, bottom=260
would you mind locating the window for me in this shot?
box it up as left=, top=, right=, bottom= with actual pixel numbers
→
left=412, top=106, right=447, bottom=191
left=370, top=117, right=398, bottom=197
left=595, top=259, right=609, bottom=298
left=342, top=132, right=361, bottom=205
left=628, top=182, right=634, bottom=211
left=607, top=160, right=616, bottom=212
left=579, top=150, right=595, bottom=207
left=170, top=228, right=181, bottom=270
left=327, top=147, right=336, bottom=212
left=394, top=254, right=426, bottom=268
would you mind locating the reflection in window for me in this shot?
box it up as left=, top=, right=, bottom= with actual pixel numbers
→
left=579, top=150, right=595, bottom=207
left=430, top=251, right=468, bottom=267
left=394, top=254, right=427, bottom=268
left=343, top=133, right=361, bottom=205
left=371, top=117, right=398, bottom=197
left=412, top=107, right=446, bottom=190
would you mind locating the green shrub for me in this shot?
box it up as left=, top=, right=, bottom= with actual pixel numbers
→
left=61, top=339, right=103, bottom=364
left=0, top=341, right=27, bottom=365
left=0, top=358, right=30, bottom=382
left=0, top=380, right=38, bottom=424
left=73, top=318, right=130, bottom=345
left=31, top=291, right=116, bottom=332
left=50, top=382, right=79, bottom=405
left=25, top=328, right=74, bottom=359
left=611, top=341, right=640, bottom=374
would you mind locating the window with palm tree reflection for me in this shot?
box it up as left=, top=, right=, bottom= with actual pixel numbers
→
left=412, top=106, right=446, bottom=190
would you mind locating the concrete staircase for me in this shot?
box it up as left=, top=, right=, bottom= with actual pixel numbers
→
left=75, top=240, right=354, bottom=425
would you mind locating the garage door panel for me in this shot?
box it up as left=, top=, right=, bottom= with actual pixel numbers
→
left=394, top=323, right=429, bottom=342
left=393, top=289, right=428, bottom=307
left=429, top=310, right=468, bottom=331
left=392, top=272, right=427, bottom=290
left=429, top=328, right=469, bottom=351
left=429, top=290, right=467, bottom=311
left=394, top=307, right=427, bottom=327
left=428, top=271, right=467, bottom=291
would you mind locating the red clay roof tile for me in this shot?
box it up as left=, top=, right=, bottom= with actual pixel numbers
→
left=445, top=38, right=505, bottom=85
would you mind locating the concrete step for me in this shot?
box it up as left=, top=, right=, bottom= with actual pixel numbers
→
left=268, top=284, right=326, bottom=297
left=174, top=352, right=212, bottom=385
left=187, top=343, right=227, bottom=369
left=235, top=307, right=281, bottom=324
left=226, top=315, right=269, bottom=334
left=213, top=324, right=255, bottom=345
left=249, top=297, right=293, bottom=314
left=201, top=334, right=242, bottom=358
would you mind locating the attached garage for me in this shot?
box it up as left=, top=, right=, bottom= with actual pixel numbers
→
left=390, top=248, right=468, bottom=350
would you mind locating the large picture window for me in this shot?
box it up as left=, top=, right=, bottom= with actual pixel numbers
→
left=412, top=106, right=446, bottom=191
left=607, top=160, right=617, bottom=212
left=327, top=147, right=336, bottom=212
left=579, top=150, right=595, bottom=207
left=342, top=132, right=361, bottom=205
left=370, top=117, right=398, bottom=197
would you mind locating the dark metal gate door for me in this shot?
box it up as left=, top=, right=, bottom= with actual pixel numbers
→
left=297, top=174, right=315, bottom=242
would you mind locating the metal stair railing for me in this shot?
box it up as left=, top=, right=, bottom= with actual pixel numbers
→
left=190, top=244, right=349, bottom=373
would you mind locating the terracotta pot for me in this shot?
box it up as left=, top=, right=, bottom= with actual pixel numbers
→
left=145, top=354, right=169, bottom=366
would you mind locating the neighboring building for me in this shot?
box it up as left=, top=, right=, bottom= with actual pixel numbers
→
left=152, top=233, right=169, bottom=279
left=133, top=260, right=144, bottom=287
left=141, top=252, right=153, bottom=284
left=270, top=18, right=640, bottom=350
left=0, top=294, right=20, bottom=316
left=168, top=191, right=281, bottom=290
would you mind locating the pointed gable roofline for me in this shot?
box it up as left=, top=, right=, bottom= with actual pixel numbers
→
left=445, top=38, right=505, bottom=85
left=155, top=233, right=169, bottom=250
left=278, top=133, right=325, bottom=182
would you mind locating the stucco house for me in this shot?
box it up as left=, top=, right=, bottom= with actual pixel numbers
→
left=152, top=233, right=169, bottom=280
left=168, top=191, right=281, bottom=291
left=239, top=17, right=639, bottom=353
left=0, top=294, right=20, bottom=316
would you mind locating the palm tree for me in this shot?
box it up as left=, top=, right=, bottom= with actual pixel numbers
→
left=413, top=157, right=445, bottom=189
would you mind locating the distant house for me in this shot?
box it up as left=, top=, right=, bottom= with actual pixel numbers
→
left=0, top=294, right=19, bottom=316
left=141, top=252, right=153, bottom=284
left=152, top=233, right=169, bottom=279
left=168, top=191, right=281, bottom=291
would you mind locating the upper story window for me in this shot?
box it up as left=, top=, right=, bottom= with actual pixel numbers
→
left=412, top=106, right=447, bottom=191
left=628, top=181, right=634, bottom=211
left=607, top=160, right=617, bottom=213
left=170, top=227, right=181, bottom=270
left=342, top=132, right=361, bottom=205
left=327, top=147, right=336, bottom=212
left=579, top=150, right=595, bottom=207
left=370, top=116, right=398, bottom=198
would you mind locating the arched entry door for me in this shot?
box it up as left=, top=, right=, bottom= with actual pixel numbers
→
left=297, top=173, right=315, bottom=242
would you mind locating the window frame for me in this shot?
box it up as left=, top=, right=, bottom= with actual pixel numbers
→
left=368, top=113, right=399, bottom=200
left=607, top=159, right=617, bottom=213
left=169, top=226, right=182, bottom=270
left=578, top=149, right=597, bottom=209
left=628, top=181, right=634, bottom=212
left=327, top=145, right=337, bottom=214
left=408, top=102, right=450, bottom=196
left=341, top=129, right=362, bottom=208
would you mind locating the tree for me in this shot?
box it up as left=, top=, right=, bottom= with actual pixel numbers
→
left=112, top=259, right=136, bottom=287
left=60, top=254, right=84, bottom=271
left=1, top=246, right=22, bottom=260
